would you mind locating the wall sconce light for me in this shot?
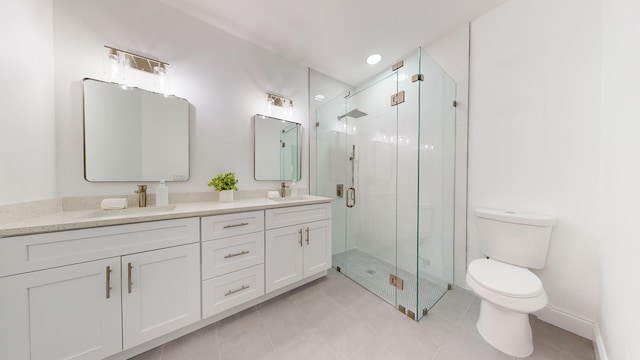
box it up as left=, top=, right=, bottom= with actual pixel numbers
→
left=266, top=93, right=294, bottom=120
left=104, top=46, right=170, bottom=94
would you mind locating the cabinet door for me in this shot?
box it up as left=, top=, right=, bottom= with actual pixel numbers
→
left=0, top=258, right=122, bottom=360
left=303, top=219, right=332, bottom=278
left=122, top=243, right=201, bottom=350
left=265, top=225, right=304, bottom=293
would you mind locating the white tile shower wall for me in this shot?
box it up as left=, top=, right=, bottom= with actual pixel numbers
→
left=52, top=0, right=309, bottom=198
left=468, top=0, right=601, bottom=336
left=599, top=0, right=640, bottom=358
left=0, top=0, right=57, bottom=206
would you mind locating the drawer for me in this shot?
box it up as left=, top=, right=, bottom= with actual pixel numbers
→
left=0, top=218, right=200, bottom=277
left=201, top=211, right=264, bottom=240
left=265, top=203, right=331, bottom=230
left=202, top=232, right=264, bottom=279
left=202, top=264, right=265, bottom=318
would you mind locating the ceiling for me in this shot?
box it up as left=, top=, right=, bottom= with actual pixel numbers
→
left=159, top=0, right=509, bottom=85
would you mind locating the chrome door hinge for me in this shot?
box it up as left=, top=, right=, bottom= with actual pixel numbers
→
left=390, top=91, right=405, bottom=106
left=412, top=74, right=424, bottom=82
left=392, top=60, right=404, bottom=71
left=453, top=100, right=458, bottom=107
left=315, top=121, right=320, bottom=127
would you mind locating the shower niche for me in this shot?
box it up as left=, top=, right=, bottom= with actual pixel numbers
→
left=312, top=48, right=456, bottom=320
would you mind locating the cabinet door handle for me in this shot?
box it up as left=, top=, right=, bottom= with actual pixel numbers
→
left=306, top=227, right=310, bottom=245
left=223, top=222, right=249, bottom=229
left=225, top=284, right=250, bottom=296
left=127, top=262, right=133, bottom=294
left=298, top=228, right=303, bottom=247
left=224, top=250, right=250, bottom=258
left=105, top=266, right=112, bottom=299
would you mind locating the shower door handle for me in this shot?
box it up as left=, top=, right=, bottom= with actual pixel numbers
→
left=346, top=187, right=356, bottom=208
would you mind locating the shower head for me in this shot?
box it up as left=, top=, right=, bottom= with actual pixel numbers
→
left=337, top=108, right=368, bottom=120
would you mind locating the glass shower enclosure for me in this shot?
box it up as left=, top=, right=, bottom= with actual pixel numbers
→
left=314, top=48, right=456, bottom=320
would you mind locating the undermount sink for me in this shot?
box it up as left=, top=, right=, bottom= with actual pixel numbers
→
left=269, top=196, right=310, bottom=203
left=84, top=205, right=177, bottom=218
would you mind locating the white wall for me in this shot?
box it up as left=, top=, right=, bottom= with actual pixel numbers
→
left=468, top=0, right=601, bottom=337
left=0, top=0, right=57, bottom=205
left=53, top=0, right=309, bottom=198
left=599, top=0, right=640, bottom=358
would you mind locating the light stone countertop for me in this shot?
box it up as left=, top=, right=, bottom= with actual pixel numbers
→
left=0, top=196, right=332, bottom=237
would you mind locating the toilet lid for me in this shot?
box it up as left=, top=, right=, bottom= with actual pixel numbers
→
left=468, top=259, right=543, bottom=298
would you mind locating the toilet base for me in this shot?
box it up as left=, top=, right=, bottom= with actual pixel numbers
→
left=477, top=300, right=534, bottom=358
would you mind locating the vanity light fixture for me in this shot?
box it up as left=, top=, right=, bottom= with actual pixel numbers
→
left=104, top=45, right=170, bottom=93
left=105, top=46, right=169, bottom=75
left=366, top=53, right=382, bottom=65
left=266, top=93, right=294, bottom=120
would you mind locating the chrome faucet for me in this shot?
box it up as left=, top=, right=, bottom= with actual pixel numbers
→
left=280, top=182, right=289, bottom=198
left=135, top=185, right=147, bottom=207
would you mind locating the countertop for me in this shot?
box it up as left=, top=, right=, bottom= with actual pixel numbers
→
left=0, top=196, right=332, bottom=237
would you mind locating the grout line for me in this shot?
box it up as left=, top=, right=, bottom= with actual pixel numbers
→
left=430, top=346, right=443, bottom=360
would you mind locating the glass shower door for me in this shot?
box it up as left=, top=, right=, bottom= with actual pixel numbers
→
left=341, top=72, right=400, bottom=307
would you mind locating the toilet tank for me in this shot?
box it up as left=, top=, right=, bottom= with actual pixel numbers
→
left=475, top=208, right=556, bottom=269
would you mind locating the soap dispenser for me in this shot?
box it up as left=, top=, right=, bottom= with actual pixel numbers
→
left=156, top=180, right=169, bottom=206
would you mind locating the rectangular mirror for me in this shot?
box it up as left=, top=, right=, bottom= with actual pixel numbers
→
left=254, top=114, right=301, bottom=181
left=83, top=78, right=189, bottom=182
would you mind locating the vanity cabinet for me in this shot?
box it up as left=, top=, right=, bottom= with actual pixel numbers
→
left=201, top=211, right=265, bottom=318
left=122, top=243, right=201, bottom=349
left=0, top=218, right=200, bottom=360
left=0, top=257, right=122, bottom=360
left=265, top=204, right=332, bottom=293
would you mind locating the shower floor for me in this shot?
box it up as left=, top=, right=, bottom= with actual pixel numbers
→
left=332, top=248, right=449, bottom=319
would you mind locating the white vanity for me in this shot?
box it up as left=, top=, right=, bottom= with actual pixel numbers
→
left=0, top=197, right=332, bottom=360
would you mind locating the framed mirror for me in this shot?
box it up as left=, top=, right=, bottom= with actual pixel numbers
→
left=83, top=78, right=189, bottom=182
left=254, top=114, right=301, bottom=181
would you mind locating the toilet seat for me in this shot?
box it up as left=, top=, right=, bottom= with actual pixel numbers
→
left=468, top=259, right=543, bottom=298
left=466, top=259, right=548, bottom=314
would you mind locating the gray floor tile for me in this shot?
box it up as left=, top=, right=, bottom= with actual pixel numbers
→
left=125, top=270, right=596, bottom=360
left=161, top=324, right=218, bottom=360
left=217, top=324, right=274, bottom=360
left=128, top=346, right=162, bottom=360
left=316, top=310, right=375, bottom=359
left=215, top=307, right=262, bottom=341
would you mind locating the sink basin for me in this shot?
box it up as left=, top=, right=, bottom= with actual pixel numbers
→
left=269, top=196, right=310, bottom=203
left=84, top=205, right=177, bottom=218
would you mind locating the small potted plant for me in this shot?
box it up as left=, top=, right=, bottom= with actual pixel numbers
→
left=208, top=172, right=239, bottom=202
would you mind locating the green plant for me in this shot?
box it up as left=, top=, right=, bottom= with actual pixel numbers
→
left=207, top=172, right=239, bottom=191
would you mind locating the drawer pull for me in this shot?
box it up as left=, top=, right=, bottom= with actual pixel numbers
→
left=223, top=222, right=249, bottom=229
left=127, top=262, right=133, bottom=294
left=106, top=266, right=112, bottom=299
left=224, top=250, right=250, bottom=259
left=225, top=284, right=250, bottom=296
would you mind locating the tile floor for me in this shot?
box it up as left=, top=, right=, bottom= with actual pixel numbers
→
left=130, top=269, right=596, bottom=360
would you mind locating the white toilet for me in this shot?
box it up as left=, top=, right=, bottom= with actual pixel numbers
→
left=466, top=208, right=555, bottom=358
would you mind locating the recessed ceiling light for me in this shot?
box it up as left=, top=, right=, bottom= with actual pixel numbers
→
left=366, top=54, right=382, bottom=65
left=314, top=94, right=325, bottom=101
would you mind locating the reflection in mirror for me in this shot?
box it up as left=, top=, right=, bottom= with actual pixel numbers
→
left=254, top=114, right=301, bottom=181
left=83, top=78, right=189, bottom=182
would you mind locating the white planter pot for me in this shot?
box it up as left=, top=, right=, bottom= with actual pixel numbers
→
left=219, top=190, right=234, bottom=203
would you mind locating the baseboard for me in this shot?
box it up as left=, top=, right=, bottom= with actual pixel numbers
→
left=593, top=324, right=609, bottom=360
left=535, top=304, right=595, bottom=340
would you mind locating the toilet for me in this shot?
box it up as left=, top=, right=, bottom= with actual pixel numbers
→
left=466, top=208, right=555, bottom=358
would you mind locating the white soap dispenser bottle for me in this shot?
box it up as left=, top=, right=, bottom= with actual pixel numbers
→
left=156, top=180, right=169, bottom=206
